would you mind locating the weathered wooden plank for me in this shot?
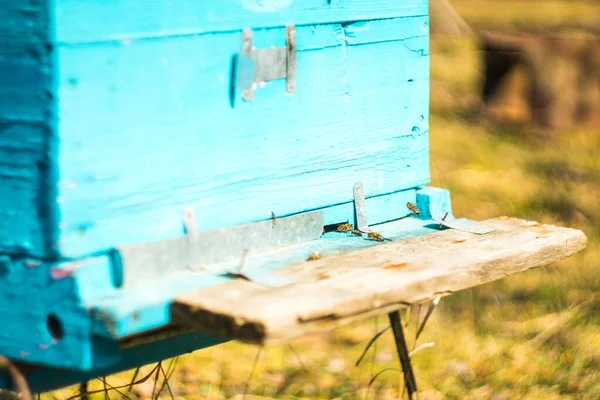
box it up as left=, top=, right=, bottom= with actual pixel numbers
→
left=171, top=218, right=587, bottom=345
left=53, top=0, right=428, bottom=44
left=54, top=17, right=430, bottom=257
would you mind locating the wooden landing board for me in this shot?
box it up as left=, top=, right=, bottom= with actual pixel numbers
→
left=171, top=218, right=586, bottom=345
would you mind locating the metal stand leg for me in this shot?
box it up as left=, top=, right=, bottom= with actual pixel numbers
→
left=0, top=355, right=32, bottom=400
left=388, top=311, right=418, bottom=399
left=79, top=381, right=88, bottom=400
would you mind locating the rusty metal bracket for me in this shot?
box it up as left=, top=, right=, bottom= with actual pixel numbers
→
left=235, top=25, right=297, bottom=101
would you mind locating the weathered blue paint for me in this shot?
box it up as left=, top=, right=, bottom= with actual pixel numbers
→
left=0, top=12, right=431, bottom=260
left=416, top=186, right=453, bottom=220
left=0, top=1, right=55, bottom=258
left=0, top=256, right=114, bottom=370
left=53, top=0, right=428, bottom=44
left=0, top=0, right=435, bottom=393
left=0, top=332, right=224, bottom=394
left=55, top=16, right=430, bottom=257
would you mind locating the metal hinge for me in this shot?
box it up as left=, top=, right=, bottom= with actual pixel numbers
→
left=235, top=25, right=297, bottom=101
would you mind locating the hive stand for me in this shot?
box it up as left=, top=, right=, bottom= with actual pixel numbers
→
left=0, top=185, right=586, bottom=396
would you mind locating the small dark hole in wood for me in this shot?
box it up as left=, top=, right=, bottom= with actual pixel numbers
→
left=47, top=314, right=64, bottom=341
left=108, top=249, right=124, bottom=288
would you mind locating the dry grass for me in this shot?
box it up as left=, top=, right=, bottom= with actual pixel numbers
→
left=452, top=0, right=600, bottom=32
left=42, top=2, right=600, bottom=399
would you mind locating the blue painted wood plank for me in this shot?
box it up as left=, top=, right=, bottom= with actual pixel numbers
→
left=0, top=124, right=47, bottom=256
left=53, top=0, right=428, bottom=44
left=0, top=332, right=224, bottom=394
left=416, top=186, right=453, bottom=219
left=0, top=1, right=49, bottom=48
left=0, top=1, right=56, bottom=258
left=0, top=257, right=109, bottom=370
left=54, top=16, right=430, bottom=257
left=0, top=0, right=52, bottom=121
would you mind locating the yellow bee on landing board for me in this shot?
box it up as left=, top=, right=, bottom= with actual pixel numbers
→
left=350, top=229, right=363, bottom=236
left=367, top=231, right=385, bottom=242
left=307, top=252, right=322, bottom=261
left=406, top=202, right=420, bottom=215
left=337, top=223, right=353, bottom=232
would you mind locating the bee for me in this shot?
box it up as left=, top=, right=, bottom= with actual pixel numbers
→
left=406, top=202, right=420, bottom=215
left=307, top=252, right=322, bottom=261
left=337, top=223, right=353, bottom=232
left=350, top=229, right=363, bottom=236
left=270, top=211, right=277, bottom=227
left=367, top=231, right=385, bottom=242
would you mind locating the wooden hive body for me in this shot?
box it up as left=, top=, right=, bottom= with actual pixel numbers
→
left=0, top=0, right=433, bottom=392
left=0, top=0, right=430, bottom=261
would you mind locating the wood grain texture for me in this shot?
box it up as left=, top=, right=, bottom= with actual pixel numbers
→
left=0, top=0, right=56, bottom=258
left=171, top=218, right=587, bottom=345
left=55, top=17, right=430, bottom=257
left=53, top=0, right=428, bottom=44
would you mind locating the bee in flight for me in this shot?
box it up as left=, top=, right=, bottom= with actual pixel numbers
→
left=307, top=252, right=322, bottom=261
left=337, top=223, right=353, bottom=232
left=406, top=202, right=420, bottom=215
left=367, top=231, right=385, bottom=242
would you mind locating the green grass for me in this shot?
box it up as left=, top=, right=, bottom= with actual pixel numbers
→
left=44, top=6, right=600, bottom=400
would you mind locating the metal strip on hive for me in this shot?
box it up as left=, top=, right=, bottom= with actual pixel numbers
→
left=116, top=210, right=324, bottom=288
left=432, top=214, right=495, bottom=235
left=353, top=182, right=369, bottom=231
left=235, top=25, right=297, bottom=101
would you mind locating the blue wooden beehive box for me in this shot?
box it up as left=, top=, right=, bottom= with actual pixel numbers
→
left=0, top=1, right=432, bottom=391
left=0, top=0, right=587, bottom=395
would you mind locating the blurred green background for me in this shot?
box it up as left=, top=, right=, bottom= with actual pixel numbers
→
left=45, top=1, right=599, bottom=399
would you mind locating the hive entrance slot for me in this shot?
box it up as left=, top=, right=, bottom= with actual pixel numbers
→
left=323, top=222, right=350, bottom=234
left=113, top=210, right=324, bottom=288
